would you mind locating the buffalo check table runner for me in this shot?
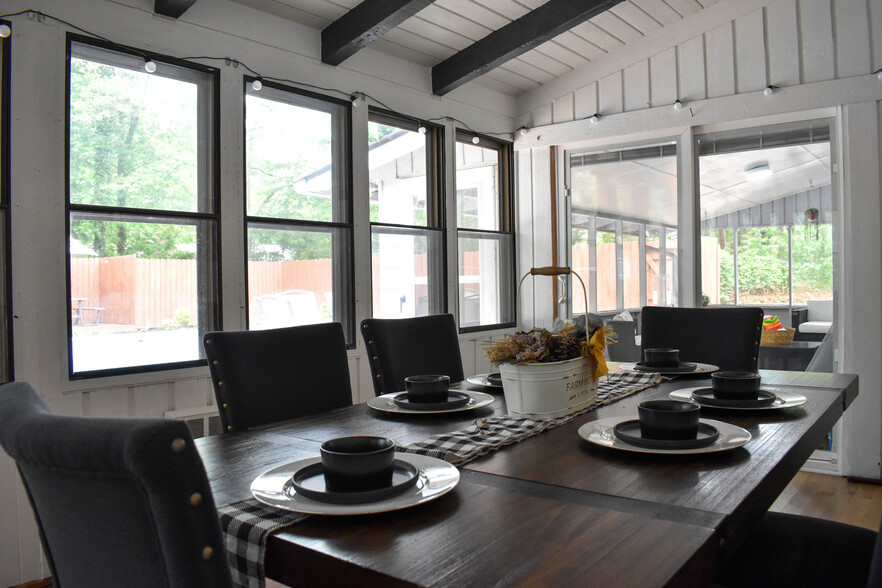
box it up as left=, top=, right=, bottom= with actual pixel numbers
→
left=218, top=371, right=662, bottom=587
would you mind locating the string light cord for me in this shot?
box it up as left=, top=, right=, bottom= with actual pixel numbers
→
left=0, top=8, right=515, bottom=140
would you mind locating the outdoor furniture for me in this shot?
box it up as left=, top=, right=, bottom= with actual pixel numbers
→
left=0, top=381, right=233, bottom=588
left=71, top=297, right=104, bottom=325
left=360, top=313, right=465, bottom=396
left=197, top=370, right=858, bottom=586
left=758, top=340, right=822, bottom=371
left=203, top=323, right=352, bottom=432
left=797, top=299, right=834, bottom=342
left=640, top=305, right=764, bottom=371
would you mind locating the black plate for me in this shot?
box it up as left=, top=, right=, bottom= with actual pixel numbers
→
left=633, top=362, right=698, bottom=373
left=290, top=459, right=420, bottom=505
left=392, top=391, right=471, bottom=411
left=692, top=388, right=778, bottom=408
left=613, top=420, right=720, bottom=450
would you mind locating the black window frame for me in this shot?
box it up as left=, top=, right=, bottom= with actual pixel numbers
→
left=65, top=34, right=221, bottom=379
left=243, top=76, right=355, bottom=346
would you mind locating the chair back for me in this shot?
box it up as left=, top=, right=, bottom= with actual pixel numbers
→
left=640, top=306, right=764, bottom=371
left=361, top=314, right=465, bottom=396
left=203, top=322, right=352, bottom=432
left=606, top=319, right=641, bottom=362
left=0, top=381, right=233, bottom=588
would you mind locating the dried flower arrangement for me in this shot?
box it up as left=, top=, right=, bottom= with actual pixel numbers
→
left=485, top=317, right=612, bottom=378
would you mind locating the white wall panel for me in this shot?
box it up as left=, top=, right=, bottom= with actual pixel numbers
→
left=574, top=82, right=599, bottom=119
left=705, top=22, right=736, bottom=98
left=679, top=35, right=707, bottom=102
left=85, top=386, right=134, bottom=417
left=767, top=0, right=801, bottom=87
left=623, top=59, right=651, bottom=111
left=872, top=0, right=882, bottom=69
left=516, top=150, right=537, bottom=323
left=553, top=93, right=575, bottom=123
left=650, top=47, right=679, bottom=106
left=735, top=9, right=768, bottom=92
left=531, top=102, right=553, bottom=127
left=800, top=0, right=836, bottom=83
left=599, top=71, right=624, bottom=114
left=834, top=0, right=871, bottom=78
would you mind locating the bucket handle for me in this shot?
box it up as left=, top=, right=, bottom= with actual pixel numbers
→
left=515, top=266, right=588, bottom=331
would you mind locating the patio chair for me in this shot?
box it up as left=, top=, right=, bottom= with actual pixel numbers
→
left=0, top=381, right=233, bottom=588
left=361, top=314, right=465, bottom=396
left=203, top=322, right=352, bottom=432
left=640, top=306, right=764, bottom=371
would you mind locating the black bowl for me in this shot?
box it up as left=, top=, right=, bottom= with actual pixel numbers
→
left=319, top=436, right=395, bottom=492
left=487, top=373, right=502, bottom=386
left=637, top=399, right=700, bottom=440
left=643, top=348, right=681, bottom=368
left=711, top=371, right=761, bottom=400
left=405, top=374, right=451, bottom=403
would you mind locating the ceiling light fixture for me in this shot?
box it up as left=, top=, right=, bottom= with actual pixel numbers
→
left=745, top=162, right=772, bottom=181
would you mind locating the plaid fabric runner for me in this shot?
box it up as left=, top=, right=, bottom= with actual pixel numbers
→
left=400, top=371, right=662, bottom=466
left=218, top=498, right=308, bottom=588
left=217, top=370, right=660, bottom=587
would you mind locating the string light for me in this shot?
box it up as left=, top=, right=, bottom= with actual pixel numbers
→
left=518, top=126, right=528, bottom=136
left=763, top=85, right=777, bottom=96
left=673, top=100, right=683, bottom=110
left=589, top=113, right=600, bottom=124
left=251, top=78, right=262, bottom=91
left=350, top=93, right=362, bottom=108
left=472, top=135, right=480, bottom=144
left=0, top=24, right=10, bottom=38
left=417, top=125, right=427, bottom=134
left=876, top=69, right=882, bottom=80
left=144, top=59, right=157, bottom=73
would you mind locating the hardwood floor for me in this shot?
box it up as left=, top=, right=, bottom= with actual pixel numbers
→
left=770, top=471, right=882, bottom=531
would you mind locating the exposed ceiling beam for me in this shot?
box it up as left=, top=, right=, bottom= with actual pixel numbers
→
left=154, top=0, right=198, bottom=18
left=322, top=0, right=437, bottom=66
left=431, top=0, right=625, bottom=96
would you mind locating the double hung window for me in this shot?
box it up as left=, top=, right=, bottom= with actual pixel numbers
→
left=67, top=38, right=219, bottom=377
left=455, top=133, right=515, bottom=329
left=245, top=80, right=353, bottom=339
left=368, top=112, right=443, bottom=318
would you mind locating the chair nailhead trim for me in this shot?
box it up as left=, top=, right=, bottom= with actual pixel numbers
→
left=218, top=381, right=224, bottom=386
left=202, top=546, right=214, bottom=561
left=212, top=360, right=218, bottom=365
left=171, top=438, right=187, bottom=453
left=205, top=339, right=212, bottom=345
left=222, top=403, right=228, bottom=408
left=227, top=425, right=232, bottom=431
left=376, top=374, right=382, bottom=379
left=190, top=492, right=203, bottom=507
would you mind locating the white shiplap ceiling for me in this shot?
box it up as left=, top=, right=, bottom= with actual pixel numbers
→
left=227, top=0, right=719, bottom=96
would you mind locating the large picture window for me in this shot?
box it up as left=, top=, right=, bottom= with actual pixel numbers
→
left=67, top=39, right=219, bottom=376
left=455, top=133, right=515, bottom=330
left=368, top=111, right=443, bottom=318
left=245, top=80, right=353, bottom=340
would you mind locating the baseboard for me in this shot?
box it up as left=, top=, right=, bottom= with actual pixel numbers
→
left=846, top=476, right=882, bottom=485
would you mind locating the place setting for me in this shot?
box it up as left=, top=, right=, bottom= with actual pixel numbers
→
left=617, top=347, right=719, bottom=376
left=251, top=435, right=460, bottom=515
left=669, top=371, right=808, bottom=410
left=368, top=374, right=495, bottom=414
left=578, top=398, right=751, bottom=455
left=465, top=371, right=503, bottom=390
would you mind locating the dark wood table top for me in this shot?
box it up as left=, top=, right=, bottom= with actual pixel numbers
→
left=196, top=369, right=858, bottom=587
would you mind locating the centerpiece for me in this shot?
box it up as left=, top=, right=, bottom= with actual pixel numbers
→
left=485, top=316, right=610, bottom=418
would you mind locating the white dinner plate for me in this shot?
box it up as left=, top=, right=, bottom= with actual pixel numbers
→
left=251, top=453, right=460, bottom=515
left=367, top=390, right=495, bottom=414
left=578, top=416, right=751, bottom=455
left=669, top=386, right=808, bottom=410
left=466, top=373, right=503, bottom=389
left=617, top=362, right=719, bottom=376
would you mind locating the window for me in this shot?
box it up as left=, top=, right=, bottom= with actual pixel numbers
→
left=245, top=80, right=353, bottom=339
left=0, top=21, right=9, bottom=382
left=67, top=38, right=218, bottom=376
left=368, top=112, right=443, bottom=318
left=697, top=120, right=833, bottom=308
left=455, top=133, right=515, bottom=329
left=566, top=143, right=679, bottom=317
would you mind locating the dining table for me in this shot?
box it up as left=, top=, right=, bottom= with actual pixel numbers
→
left=196, top=367, right=858, bottom=587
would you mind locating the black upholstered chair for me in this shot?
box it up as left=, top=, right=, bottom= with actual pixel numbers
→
left=640, top=306, right=764, bottom=371
left=361, top=314, right=465, bottom=396
left=0, top=381, right=233, bottom=588
left=203, top=322, right=352, bottom=432
left=715, top=511, right=880, bottom=587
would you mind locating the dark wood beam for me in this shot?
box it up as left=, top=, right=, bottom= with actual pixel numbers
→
left=154, top=0, right=198, bottom=18
left=432, top=0, right=625, bottom=96
left=322, top=0, right=436, bottom=66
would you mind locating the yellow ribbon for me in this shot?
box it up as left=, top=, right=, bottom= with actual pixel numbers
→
left=587, top=328, right=608, bottom=379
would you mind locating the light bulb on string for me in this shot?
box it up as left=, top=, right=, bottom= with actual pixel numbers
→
left=418, top=125, right=427, bottom=134
left=763, top=85, right=776, bottom=96
left=471, top=135, right=480, bottom=145
left=673, top=100, right=683, bottom=111
left=350, top=93, right=362, bottom=108
left=589, top=114, right=599, bottom=124
left=144, top=59, right=157, bottom=73
left=252, top=78, right=263, bottom=91
left=0, top=24, right=10, bottom=38
left=518, top=126, right=528, bottom=136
